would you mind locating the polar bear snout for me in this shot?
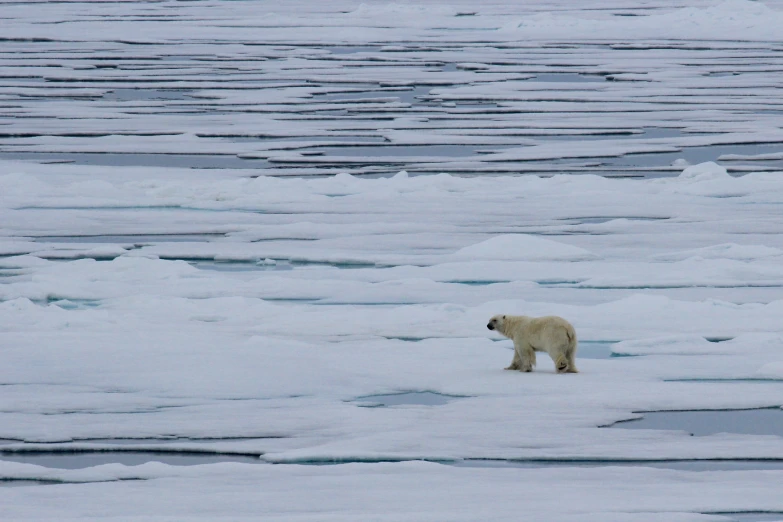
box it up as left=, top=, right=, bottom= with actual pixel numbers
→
left=487, top=322, right=495, bottom=330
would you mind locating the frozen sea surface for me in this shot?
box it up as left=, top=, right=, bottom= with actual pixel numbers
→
left=2, top=1, right=783, bottom=521
left=3, top=0, right=783, bottom=178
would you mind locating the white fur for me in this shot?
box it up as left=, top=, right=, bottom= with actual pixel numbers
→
left=487, top=314, right=578, bottom=373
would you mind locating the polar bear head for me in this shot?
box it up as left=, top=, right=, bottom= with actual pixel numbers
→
left=486, top=314, right=506, bottom=332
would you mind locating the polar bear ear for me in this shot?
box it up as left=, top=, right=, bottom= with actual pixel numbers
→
left=502, top=315, right=506, bottom=319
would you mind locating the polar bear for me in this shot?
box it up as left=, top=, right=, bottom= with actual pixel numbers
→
left=487, top=314, right=578, bottom=373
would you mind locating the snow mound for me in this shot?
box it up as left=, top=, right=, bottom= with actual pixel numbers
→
left=654, top=243, right=783, bottom=262
left=678, top=161, right=731, bottom=182
left=756, top=362, right=783, bottom=380
left=612, top=335, right=721, bottom=356
left=454, top=235, right=597, bottom=261
left=349, top=3, right=457, bottom=17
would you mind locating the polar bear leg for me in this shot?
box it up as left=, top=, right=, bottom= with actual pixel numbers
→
left=514, top=340, right=535, bottom=372
left=505, top=349, right=522, bottom=370
left=554, top=354, right=569, bottom=373
left=552, top=346, right=578, bottom=373
left=566, top=348, right=579, bottom=373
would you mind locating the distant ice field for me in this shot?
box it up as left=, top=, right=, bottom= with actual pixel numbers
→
left=3, top=0, right=783, bottom=177
left=2, top=1, right=783, bottom=521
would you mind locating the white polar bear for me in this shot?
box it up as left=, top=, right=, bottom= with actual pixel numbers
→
left=487, top=314, right=578, bottom=373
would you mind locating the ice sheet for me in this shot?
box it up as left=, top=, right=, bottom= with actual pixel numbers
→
left=2, top=462, right=783, bottom=521
left=2, top=1, right=783, bottom=520
left=3, top=161, right=783, bottom=518
left=4, top=1, right=783, bottom=177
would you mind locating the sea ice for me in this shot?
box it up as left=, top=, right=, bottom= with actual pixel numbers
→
left=2, top=1, right=783, bottom=520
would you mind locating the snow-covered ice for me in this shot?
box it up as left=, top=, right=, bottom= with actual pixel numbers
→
left=3, top=161, right=783, bottom=520
left=2, top=1, right=783, bottom=521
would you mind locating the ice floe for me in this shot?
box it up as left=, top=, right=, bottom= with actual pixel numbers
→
left=2, top=0, right=783, bottom=520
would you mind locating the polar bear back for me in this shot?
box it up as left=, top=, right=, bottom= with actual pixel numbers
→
left=504, top=315, right=576, bottom=351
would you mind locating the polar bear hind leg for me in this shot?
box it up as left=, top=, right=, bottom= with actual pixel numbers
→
left=554, top=353, right=578, bottom=373
left=565, top=328, right=578, bottom=373
left=552, top=332, right=578, bottom=373
left=566, top=349, right=579, bottom=373
left=554, top=353, right=569, bottom=373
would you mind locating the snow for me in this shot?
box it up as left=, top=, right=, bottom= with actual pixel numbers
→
left=757, top=362, right=783, bottom=380
left=454, top=235, right=598, bottom=261
left=503, top=0, right=783, bottom=40
left=2, top=462, right=783, bottom=521
left=654, top=244, right=783, bottom=262
left=2, top=0, right=783, bottom=520
left=3, top=165, right=783, bottom=520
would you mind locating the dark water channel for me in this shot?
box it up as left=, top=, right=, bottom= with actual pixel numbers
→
left=1, top=152, right=269, bottom=169
left=352, top=391, right=467, bottom=407
left=610, top=407, right=783, bottom=436
left=303, top=144, right=497, bottom=158
left=721, top=514, right=783, bottom=522
left=603, top=142, right=783, bottom=171
left=0, top=451, right=261, bottom=470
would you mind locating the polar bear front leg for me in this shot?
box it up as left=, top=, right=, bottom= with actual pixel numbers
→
left=505, top=349, right=522, bottom=370
left=514, top=339, right=536, bottom=372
